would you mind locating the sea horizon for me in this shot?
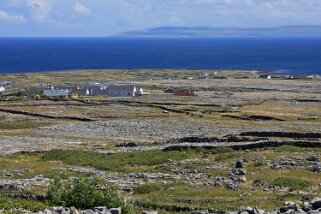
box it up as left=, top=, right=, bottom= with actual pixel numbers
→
left=1, top=37, right=321, bottom=76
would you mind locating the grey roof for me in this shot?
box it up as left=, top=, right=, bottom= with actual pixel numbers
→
left=107, top=85, right=136, bottom=93
left=43, top=89, right=69, bottom=97
left=69, top=86, right=108, bottom=96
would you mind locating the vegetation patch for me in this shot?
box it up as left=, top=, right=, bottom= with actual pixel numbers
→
left=275, top=145, right=304, bottom=153
left=42, top=149, right=191, bottom=172
left=47, top=177, right=131, bottom=212
left=272, top=177, right=311, bottom=191
left=253, top=160, right=266, bottom=167
left=0, top=197, right=47, bottom=212
left=132, top=184, right=162, bottom=194
left=216, top=152, right=238, bottom=161
left=0, top=122, right=50, bottom=130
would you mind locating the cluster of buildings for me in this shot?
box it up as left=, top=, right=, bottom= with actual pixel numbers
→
left=43, top=82, right=148, bottom=98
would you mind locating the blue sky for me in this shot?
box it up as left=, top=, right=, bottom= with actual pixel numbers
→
left=1, top=0, right=321, bottom=37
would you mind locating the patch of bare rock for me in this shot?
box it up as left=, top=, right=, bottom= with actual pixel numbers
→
left=0, top=136, right=83, bottom=155
left=35, top=119, right=244, bottom=141
left=1, top=198, right=321, bottom=214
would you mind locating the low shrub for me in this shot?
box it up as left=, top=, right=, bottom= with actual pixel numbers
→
left=47, top=177, right=132, bottom=212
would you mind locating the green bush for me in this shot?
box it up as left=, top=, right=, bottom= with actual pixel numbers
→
left=133, top=184, right=161, bottom=194
left=272, top=177, right=311, bottom=191
left=47, top=177, right=130, bottom=211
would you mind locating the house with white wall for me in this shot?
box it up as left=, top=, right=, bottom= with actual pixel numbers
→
left=43, top=89, right=70, bottom=98
left=107, top=85, right=137, bottom=97
left=0, top=86, right=5, bottom=93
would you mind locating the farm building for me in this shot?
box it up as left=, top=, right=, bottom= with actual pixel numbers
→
left=259, top=75, right=272, bottom=79
left=164, top=88, right=175, bottom=93
left=107, top=85, right=137, bottom=97
left=0, top=86, right=5, bottom=93
left=43, top=89, right=70, bottom=98
left=69, top=86, right=108, bottom=97
left=107, top=85, right=146, bottom=97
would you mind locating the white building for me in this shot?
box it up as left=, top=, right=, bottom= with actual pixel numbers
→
left=43, top=89, right=70, bottom=98
left=107, top=85, right=147, bottom=97
left=107, top=85, right=137, bottom=97
left=0, top=86, right=5, bottom=92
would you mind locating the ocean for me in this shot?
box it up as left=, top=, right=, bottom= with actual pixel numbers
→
left=1, top=37, right=321, bottom=75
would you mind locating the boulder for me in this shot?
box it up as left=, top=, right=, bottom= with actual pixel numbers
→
left=307, top=156, right=319, bottom=162
left=108, top=208, right=121, bottom=214
left=232, top=169, right=247, bottom=176
left=226, top=181, right=239, bottom=190
left=311, top=198, right=321, bottom=209
left=95, top=207, right=107, bottom=214
left=238, top=211, right=249, bottom=214
left=43, top=209, right=53, bottom=214
left=142, top=211, right=158, bottom=214
left=53, top=207, right=68, bottom=214
left=311, top=165, right=321, bottom=173
left=235, top=160, right=246, bottom=169
left=253, top=207, right=265, bottom=214
left=70, top=207, right=79, bottom=214
left=80, top=210, right=95, bottom=214
left=294, top=209, right=307, bottom=214
left=307, top=210, right=321, bottom=214
left=191, top=210, right=209, bottom=214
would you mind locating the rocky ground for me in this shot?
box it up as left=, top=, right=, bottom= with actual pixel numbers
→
left=0, top=70, right=321, bottom=213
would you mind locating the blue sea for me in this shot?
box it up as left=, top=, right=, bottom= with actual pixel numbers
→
left=1, top=37, right=321, bottom=75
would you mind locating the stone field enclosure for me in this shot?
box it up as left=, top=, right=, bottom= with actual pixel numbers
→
left=0, top=70, right=321, bottom=213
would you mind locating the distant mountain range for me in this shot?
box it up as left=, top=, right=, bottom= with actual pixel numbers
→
left=113, top=25, right=321, bottom=38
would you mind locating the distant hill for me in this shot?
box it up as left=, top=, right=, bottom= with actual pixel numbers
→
left=113, top=25, right=321, bottom=38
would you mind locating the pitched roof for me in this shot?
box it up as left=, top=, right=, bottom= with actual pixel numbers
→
left=43, top=89, right=69, bottom=96
left=107, top=85, right=136, bottom=93
left=69, top=86, right=108, bottom=96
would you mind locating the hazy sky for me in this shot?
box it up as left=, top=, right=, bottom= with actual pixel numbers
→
left=1, top=0, right=321, bottom=37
